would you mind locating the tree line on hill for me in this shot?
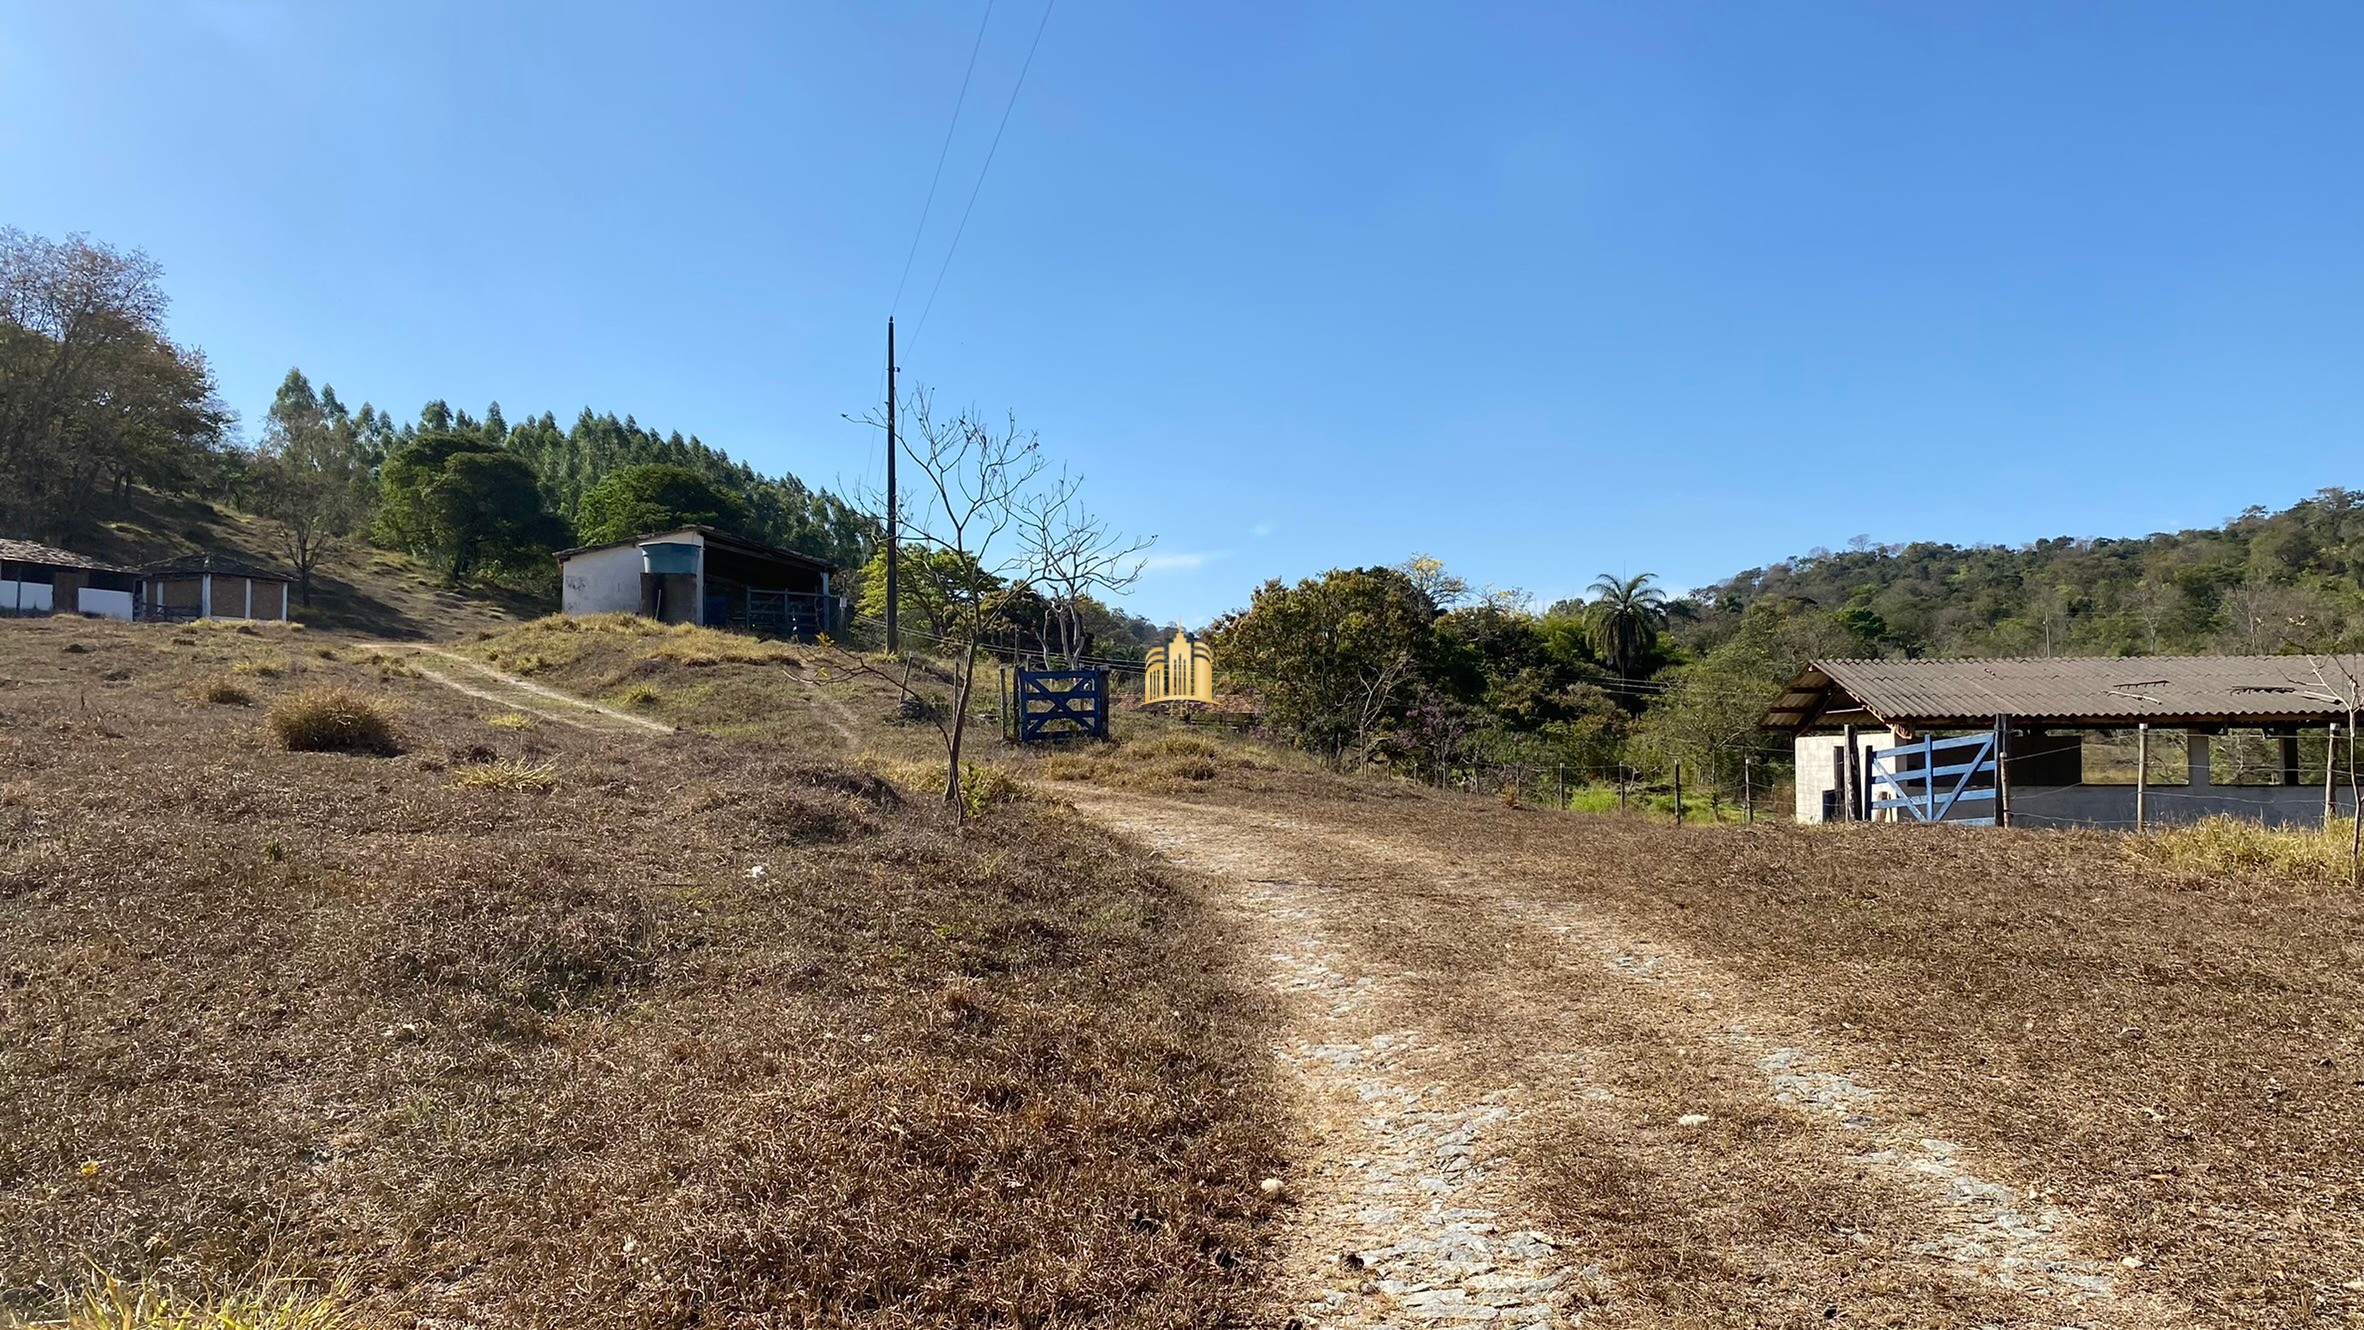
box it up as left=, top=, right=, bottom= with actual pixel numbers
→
left=1215, top=492, right=2364, bottom=800
left=0, top=227, right=869, bottom=605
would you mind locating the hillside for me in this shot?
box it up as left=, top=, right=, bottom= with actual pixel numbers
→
left=70, top=487, right=536, bottom=639
left=1680, top=485, right=2364, bottom=659
left=0, top=616, right=1285, bottom=1325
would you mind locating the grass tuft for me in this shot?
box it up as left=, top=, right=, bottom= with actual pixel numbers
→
left=266, top=688, right=400, bottom=756
left=448, top=758, right=559, bottom=793
left=2130, top=815, right=2360, bottom=884
left=960, top=762, right=1032, bottom=816
left=48, top=1272, right=357, bottom=1329
left=184, top=678, right=254, bottom=707
left=484, top=712, right=536, bottom=731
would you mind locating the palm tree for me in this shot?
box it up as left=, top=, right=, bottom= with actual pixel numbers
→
left=1584, top=572, right=1667, bottom=678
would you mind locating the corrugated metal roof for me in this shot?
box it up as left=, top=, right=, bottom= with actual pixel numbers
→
left=1762, top=655, right=2364, bottom=732
left=141, top=552, right=288, bottom=580
left=0, top=538, right=125, bottom=572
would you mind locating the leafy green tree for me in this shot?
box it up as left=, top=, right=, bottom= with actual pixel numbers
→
left=854, top=545, right=998, bottom=644
left=0, top=228, right=228, bottom=540
left=1584, top=572, right=1668, bottom=679
left=376, top=432, right=563, bottom=584
left=248, top=368, right=373, bottom=605
left=1634, top=598, right=1875, bottom=796
left=1214, top=565, right=1441, bottom=765
left=575, top=463, right=750, bottom=546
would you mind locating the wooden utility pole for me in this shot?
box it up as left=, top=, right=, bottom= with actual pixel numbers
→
left=884, top=318, right=900, bottom=654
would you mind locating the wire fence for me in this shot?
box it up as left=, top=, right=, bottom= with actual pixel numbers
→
left=1420, top=758, right=1784, bottom=825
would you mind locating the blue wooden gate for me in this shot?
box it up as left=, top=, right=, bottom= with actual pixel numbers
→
left=1007, top=668, right=1109, bottom=743
left=1866, top=732, right=1997, bottom=825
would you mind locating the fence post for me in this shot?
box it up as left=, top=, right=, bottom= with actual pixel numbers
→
left=1743, top=757, right=1754, bottom=824
left=1673, top=760, right=1683, bottom=825
left=1995, top=714, right=2013, bottom=828
left=2327, top=721, right=2339, bottom=827
left=2136, top=722, right=2149, bottom=831
left=1556, top=764, right=1566, bottom=812
left=1618, top=765, right=1629, bottom=814
left=1841, top=724, right=1859, bottom=822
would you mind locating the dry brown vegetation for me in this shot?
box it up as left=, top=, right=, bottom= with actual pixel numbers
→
left=264, top=688, right=401, bottom=755
left=1112, top=776, right=2364, bottom=1326
left=0, top=618, right=1286, bottom=1326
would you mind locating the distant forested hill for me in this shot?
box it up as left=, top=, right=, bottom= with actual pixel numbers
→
left=1676, top=488, right=2364, bottom=660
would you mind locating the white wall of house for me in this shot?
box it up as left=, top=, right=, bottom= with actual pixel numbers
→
left=78, top=588, right=134, bottom=619
left=0, top=580, right=53, bottom=614
left=561, top=544, right=648, bottom=616
left=1793, top=730, right=1903, bottom=822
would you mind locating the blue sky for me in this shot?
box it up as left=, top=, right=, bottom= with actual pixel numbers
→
left=4, top=3, right=2360, bottom=625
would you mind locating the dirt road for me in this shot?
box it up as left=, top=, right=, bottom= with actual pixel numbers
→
left=358, top=643, right=677, bottom=735
left=1068, top=789, right=2188, bottom=1330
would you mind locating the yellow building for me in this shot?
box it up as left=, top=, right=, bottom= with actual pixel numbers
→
left=1143, top=626, right=1214, bottom=707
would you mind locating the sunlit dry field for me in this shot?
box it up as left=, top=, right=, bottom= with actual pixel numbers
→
left=0, top=617, right=1285, bottom=1327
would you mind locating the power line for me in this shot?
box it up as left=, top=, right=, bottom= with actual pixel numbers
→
left=912, top=0, right=1056, bottom=338
left=890, top=0, right=997, bottom=315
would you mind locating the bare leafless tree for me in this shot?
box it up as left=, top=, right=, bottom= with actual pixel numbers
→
left=837, top=391, right=1046, bottom=815
left=2299, top=655, right=2364, bottom=888
left=1019, top=470, right=1152, bottom=667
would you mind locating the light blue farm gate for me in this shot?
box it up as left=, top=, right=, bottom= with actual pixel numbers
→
left=1866, top=732, right=1998, bottom=825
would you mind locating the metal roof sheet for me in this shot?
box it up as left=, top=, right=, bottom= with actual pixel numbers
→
left=140, top=552, right=289, bottom=580
left=0, top=538, right=126, bottom=572
left=1763, top=655, right=2364, bottom=732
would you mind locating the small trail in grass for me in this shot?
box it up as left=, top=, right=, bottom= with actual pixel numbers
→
left=1070, top=789, right=2181, bottom=1329
left=783, top=659, right=861, bottom=748
left=1070, top=791, right=1574, bottom=1329
left=360, top=643, right=675, bottom=735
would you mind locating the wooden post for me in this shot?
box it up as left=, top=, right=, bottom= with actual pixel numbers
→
left=1619, top=765, right=1629, bottom=814
left=1673, top=760, right=1683, bottom=825
left=1841, top=724, right=1859, bottom=822
left=1995, top=714, right=2013, bottom=828
left=1743, top=757, right=1754, bottom=824
left=2135, top=722, right=2148, bottom=831
left=1557, top=763, right=1566, bottom=812
left=2327, top=722, right=2340, bottom=827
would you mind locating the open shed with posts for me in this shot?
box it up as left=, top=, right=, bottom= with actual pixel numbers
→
left=1761, top=655, right=2364, bottom=830
left=555, top=525, right=841, bottom=639
left=0, top=539, right=138, bottom=619
left=138, top=553, right=293, bottom=622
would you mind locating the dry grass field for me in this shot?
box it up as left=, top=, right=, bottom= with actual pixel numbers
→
left=0, top=618, right=1288, bottom=1327
left=16, top=610, right=2364, bottom=1328
left=1054, top=770, right=2364, bottom=1328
